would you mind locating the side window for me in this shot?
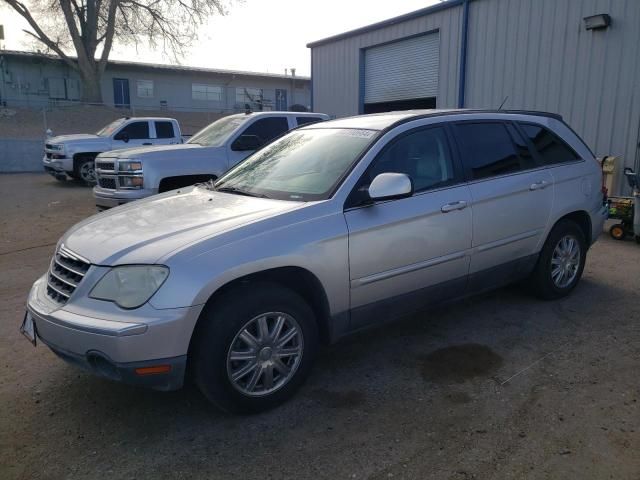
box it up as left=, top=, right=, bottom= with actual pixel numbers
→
left=454, top=122, right=526, bottom=180
left=365, top=127, right=456, bottom=193
left=116, top=121, right=150, bottom=140
left=155, top=121, right=175, bottom=139
left=296, top=116, right=324, bottom=126
left=518, top=123, right=581, bottom=165
left=241, top=117, right=290, bottom=146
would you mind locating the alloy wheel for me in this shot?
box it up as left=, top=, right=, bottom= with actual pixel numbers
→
left=226, top=312, right=304, bottom=397
left=550, top=234, right=581, bottom=288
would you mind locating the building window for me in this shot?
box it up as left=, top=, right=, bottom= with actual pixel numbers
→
left=192, top=84, right=222, bottom=101
left=236, top=87, right=263, bottom=104
left=137, top=80, right=154, bottom=98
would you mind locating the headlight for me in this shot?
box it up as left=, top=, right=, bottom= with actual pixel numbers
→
left=89, top=266, right=169, bottom=309
left=119, top=176, right=144, bottom=188
left=49, top=144, right=64, bottom=151
left=119, top=161, right=142, bottom=172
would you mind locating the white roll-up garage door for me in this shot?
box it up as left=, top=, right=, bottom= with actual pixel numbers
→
left=364, top=32, right=440, bottom=104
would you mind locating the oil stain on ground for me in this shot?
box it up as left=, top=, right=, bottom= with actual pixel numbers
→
left=312, top=389, right=366, bottom=409
left=419, top=344, right=503, bottom=383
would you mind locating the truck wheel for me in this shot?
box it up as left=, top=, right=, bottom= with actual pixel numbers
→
left=529, top=219, right=586, bottom=300
left=74, top=157, right=97, bottom=185
left=192, top=282, right=318, bottom=414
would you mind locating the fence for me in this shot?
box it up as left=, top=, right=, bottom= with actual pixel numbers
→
left=0, top=100, right=266, bottom=171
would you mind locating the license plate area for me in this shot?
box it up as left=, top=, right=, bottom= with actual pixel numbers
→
left=20, top=311, right=37, bottom=346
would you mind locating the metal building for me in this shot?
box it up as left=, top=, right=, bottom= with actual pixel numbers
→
left=308, top=0, right=640, bottom=193
left=0, top=50, right=310, bottom=113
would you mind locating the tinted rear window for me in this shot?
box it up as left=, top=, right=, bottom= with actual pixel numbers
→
left=296, top=116, right=324, bottom=126
left=518, top=123, right=581, bottom=165
left=155, top=121, right=175, bottom=139
left=454, top=122, right=524, bottom=180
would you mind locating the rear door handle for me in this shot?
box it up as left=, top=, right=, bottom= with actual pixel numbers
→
left=441, top=200, right=468, bottom=213
left=530, top=180, right=549, bottom=191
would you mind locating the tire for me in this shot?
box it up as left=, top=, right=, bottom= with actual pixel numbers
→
left=74, top=157, right=97, bottom=185
left=192, top=282, right=318, bottom=414
left=609, top=224, right=626, bottom=240
left=529, top=219, right=587, bottom=300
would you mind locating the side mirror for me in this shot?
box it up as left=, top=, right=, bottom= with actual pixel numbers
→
left=368, top=172, right=413, bottom=201
left=115, top=131, right=129, bottom=143
left=231, top=134, right=261, bottom=151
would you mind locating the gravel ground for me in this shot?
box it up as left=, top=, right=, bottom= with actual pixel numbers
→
left=1, top=173, right=639, bottom=480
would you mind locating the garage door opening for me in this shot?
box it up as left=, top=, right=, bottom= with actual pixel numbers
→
left=363, top=97, right=436, bottom=114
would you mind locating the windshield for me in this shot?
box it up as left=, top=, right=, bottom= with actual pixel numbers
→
left=213, top=128, right=377, bottom=201
left=97, top=118, right=126, bottom=137
left=187, top=115, right=246, bottom=146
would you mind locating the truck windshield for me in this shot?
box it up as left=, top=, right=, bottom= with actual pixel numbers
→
left=212, top=128, right=378, bottom=201
left=188, top=115, right=246, bottom=146
left=97, top=118, right=126, bottom=136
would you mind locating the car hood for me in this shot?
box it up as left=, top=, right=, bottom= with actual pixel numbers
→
left=48, top=134, right=102, bottom=144
left=107, top=143, right=204, bottom=159
left=61, top=186, right=302, bottom=265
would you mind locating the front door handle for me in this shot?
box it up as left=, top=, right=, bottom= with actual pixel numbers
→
left=441, top=200, right=468, bottom=213
left=530, top=180, right=549, bottom=191
left=142, top=142, right=152, bottom=145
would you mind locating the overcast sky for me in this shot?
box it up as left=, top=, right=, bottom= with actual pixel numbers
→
left=1, top=0, right=439, bottom=76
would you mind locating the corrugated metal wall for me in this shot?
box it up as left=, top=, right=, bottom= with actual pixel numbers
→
left=465, top=0, right=640, bottom=189
left=311, top=5, right=463, bottom=118
left=310, top=0, right=640, bottom=191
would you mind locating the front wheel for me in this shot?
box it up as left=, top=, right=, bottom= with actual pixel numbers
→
left=75, top=158, right=97, bottom=185
left=192, top=283, right=318, bottom=413
left=529, top=219, right=587, bottom=300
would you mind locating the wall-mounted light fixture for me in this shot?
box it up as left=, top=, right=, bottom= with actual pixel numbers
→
left=584, top=14, right=611, bottom=30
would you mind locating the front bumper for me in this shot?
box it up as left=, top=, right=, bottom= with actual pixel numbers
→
left=42, top=155, right=71, bottom=178
left=93, top=186, right=154, bottom=209
left=27, top=275, right=202, bottom=391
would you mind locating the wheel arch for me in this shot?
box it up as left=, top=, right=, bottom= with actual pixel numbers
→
left=72, top=152, right=100, bottom=170
left=555, top=210, right=592, bottom=246
left=188, top=266, right=333, bottom=355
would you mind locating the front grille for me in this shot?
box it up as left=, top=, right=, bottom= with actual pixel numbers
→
left=98, top=177, right=117, bottom=189
left=46, top=246, right=91, bottom=304
left=96, top=162, right=115, bottom=171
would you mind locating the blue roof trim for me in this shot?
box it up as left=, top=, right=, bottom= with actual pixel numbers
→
left=306, top=0, right=465, bottom=48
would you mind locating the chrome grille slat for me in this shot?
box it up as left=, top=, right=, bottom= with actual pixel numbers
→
left=46, top=245, right=91, bottom=305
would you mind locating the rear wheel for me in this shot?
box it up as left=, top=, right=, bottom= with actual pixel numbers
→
left=609, top=224, right=626, bottom=240
left=192, top=283, right=318, bottom=413
left=530, top=219, right=586, bottom=300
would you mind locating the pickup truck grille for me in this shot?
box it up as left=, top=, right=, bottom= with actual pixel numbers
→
left=96, top=161, right=115, bottom=171
left=46, top=246, right=91, bottom=304
left=98, top=178, right=117, bottom=189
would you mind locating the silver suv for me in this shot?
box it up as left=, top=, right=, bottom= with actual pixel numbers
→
left=23, top=110, right=607, bottom=413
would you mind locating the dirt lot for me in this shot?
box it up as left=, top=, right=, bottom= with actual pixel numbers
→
left=1, top=173, right=639, bottom=480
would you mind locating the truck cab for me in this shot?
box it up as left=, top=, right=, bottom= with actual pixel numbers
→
left=93, top=111, right=329, bottom=209
left=43, top=117, right=183, bottom=184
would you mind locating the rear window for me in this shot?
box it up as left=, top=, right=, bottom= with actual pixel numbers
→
left=454, top=122, right=532, bottom=180
left=296, top=116, right=324, bottom=126
left=155, top=121, right=175, bottom=139
left=518, top=123, right=581, bottom=165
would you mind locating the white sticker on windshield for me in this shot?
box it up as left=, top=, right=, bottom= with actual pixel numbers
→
left=338, top=129, right=376, bottom=139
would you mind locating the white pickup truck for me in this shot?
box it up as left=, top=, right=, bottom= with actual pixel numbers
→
left=43, top=117, right=184, bottom=184
left=93, top=111, right=329, bottom=209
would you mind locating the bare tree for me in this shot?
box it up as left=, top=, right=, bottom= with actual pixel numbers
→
left=2, top=0, right=228, bottom=102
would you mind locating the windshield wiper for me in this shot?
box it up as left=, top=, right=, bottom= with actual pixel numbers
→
left=216, top=186, right=270, bottom=199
